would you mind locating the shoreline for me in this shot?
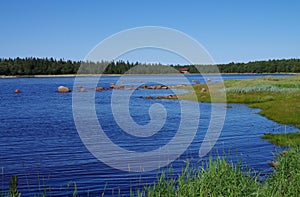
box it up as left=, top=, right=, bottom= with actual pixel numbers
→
left=0, top=73, right=297, bottom=79
left=176, top=75, right=300, bottom=129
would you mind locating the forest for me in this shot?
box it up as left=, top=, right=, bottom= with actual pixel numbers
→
left=0, top=57, right=299, bottom=76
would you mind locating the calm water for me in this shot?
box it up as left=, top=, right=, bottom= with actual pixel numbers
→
left=0, top=74, right=297, bottom=196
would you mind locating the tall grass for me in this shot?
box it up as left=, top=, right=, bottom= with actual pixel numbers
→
left=225, top=85, right=298, bottom=93
left=138, top=147, right=300, bottom=197
left=0, top=175, right=78, bottom=197
left=260, top=147, right=300, bottom=196
left=138, top=158, right=260, bottom=197
left=262, top=132, right=300, bottom=147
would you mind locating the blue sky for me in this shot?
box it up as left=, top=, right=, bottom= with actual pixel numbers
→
left=1, top=0, right=299, bottom=64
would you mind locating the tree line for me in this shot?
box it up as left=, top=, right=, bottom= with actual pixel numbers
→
left=0, top=57, right=299, bottom=76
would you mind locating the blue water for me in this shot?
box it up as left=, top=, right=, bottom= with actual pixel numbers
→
left=0, top=74, right=297, bottom=196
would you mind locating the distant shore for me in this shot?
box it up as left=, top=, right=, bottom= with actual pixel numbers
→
left=0, top=73, right=297, bottom=79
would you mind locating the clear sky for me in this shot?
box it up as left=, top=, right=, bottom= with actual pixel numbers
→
left=1, top=0, right=299, bottom=64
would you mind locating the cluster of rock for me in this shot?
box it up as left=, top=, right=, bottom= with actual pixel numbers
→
left=94, top=83, right=170, bottom=91
left=139, top=84, right=169, bottom=90
left=17, top=83, right=174, bottom=94
left=144, top=94, right=178, bottom=100
left=94, top=86, right=109, bottom=91
left=94, top=83, right=125, bottom=91
left=109, top=83, right=125, bottom=90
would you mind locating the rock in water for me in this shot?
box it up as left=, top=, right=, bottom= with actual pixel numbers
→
left=268, top=161, right=280, bottom=167
left=14, top=89, right=21, bottom=93
left=79, top=88, right=87, bottom=92
left=94, top=86, right=104, bottom=91
left=58, top=86, right=71, bottom=93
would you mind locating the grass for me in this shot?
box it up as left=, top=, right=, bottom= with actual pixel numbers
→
left=139, top=148, right=300, bottom=197
left=1, top=176, right=77, bottom=197
left=138, top=158, right=260, bottom=197
left=262, top=132, right=300, bottom=147
left=176, top=75, right=300, bottom=128
left=261, top=147, right=300, bottom=197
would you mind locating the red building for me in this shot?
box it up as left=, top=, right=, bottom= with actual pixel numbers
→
left=180, top=67, right=190, bottom=73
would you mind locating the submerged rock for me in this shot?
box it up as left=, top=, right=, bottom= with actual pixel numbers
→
left=115, top=85, right=125, bottom=90
left=166, top=94, right=178, bottom=99
left=95, top=86, right=104, bottom=91
left=140, top=84, right=148, bottom=89
left=78, top=88, right=87, bottom=92
left=192, top=79, right=200, bottom=84
left=109, top=83, right=115, bottom=89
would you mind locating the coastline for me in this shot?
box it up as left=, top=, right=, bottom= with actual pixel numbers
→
left=176, top=75, right=300, bottom=129
left=0, top=73, right=297, bottom=79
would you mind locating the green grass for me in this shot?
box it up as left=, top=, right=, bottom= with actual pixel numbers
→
left=177, top=75, right=300, bottom=128
left=261, top=147, right=300, bottom=196
left=1, top=176, right=78, bottom=197
left=138, top=158, right=260, bottom=197
left=139, top=148, right=300, bottom=197
left=250, top=95, right=300, bottom=128
left=262, top=132, right=300, bottom=147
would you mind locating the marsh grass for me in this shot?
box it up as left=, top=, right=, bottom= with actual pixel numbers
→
left=262, top=132, right=300, bottom=146
left=177, top=75, right=300, bottom=128
left=225, top=84, right=298, bottom=93
left=138, top=148, right=300, bottom=197
left=261, top=147, right=300, bottom=196
left=9, top=176, right=20, bottom=197
left=0, top=174, right=78, bottom=197
left=138, top=158, right=260, bottom=197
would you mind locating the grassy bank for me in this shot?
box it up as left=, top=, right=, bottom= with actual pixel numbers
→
left=262, top=132, right=300, bottom=147
left=140, top=75, right=299, bottom=196
left=177, top=75, right=300, bottom=128
left=139, top=147, right=300, bottom=197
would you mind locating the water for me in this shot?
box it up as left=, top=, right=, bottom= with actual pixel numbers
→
left=0, top=74, right=297, bottom=196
